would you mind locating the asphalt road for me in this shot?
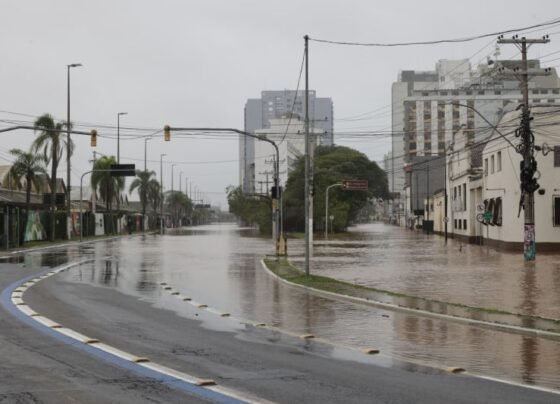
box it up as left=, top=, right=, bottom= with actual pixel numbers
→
left=0, top=260, right=207, bottom=404
left=1, top=250, right=555, bottom=403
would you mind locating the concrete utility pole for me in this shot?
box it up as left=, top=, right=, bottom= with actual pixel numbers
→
left=304, top=34, right=310, bottom=276
left=498, top=34, right=549, bottom=261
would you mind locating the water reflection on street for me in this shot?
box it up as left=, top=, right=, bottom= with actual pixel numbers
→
left=55, top=224, right=560, bottom=391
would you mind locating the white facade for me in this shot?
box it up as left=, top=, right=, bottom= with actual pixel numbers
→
left=482, top=108, right=560, bottom=248
left=253, top=118, right=322, bottom=194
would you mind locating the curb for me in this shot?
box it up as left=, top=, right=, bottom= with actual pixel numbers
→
left=2, top=259, right=252, bottom=404
left=259, top=259, right=560, bottom=341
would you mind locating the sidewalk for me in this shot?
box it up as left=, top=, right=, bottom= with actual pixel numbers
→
left=287, top=223, right=560, bottom=322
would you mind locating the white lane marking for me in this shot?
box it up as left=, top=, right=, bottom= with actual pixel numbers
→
left=14, top=260, right=263, bottom=404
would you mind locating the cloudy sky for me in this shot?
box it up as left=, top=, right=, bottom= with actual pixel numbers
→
left=2, top=0, right=560, bottom=207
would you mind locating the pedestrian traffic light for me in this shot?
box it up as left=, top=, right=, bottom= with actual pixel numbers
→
left=90, top=129, right=97, bottom=147
left=164, top=125, right=171, bottom=141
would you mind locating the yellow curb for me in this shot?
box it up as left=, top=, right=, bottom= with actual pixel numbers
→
left=133, top=357, right=150, bottom=363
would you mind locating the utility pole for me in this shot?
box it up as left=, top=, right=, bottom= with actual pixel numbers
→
left=498, top=34, right=549, bottom=261
left=304, top=34, right=310, bottom=276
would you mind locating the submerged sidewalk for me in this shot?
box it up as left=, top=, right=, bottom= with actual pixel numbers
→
left=286, top=223, right=560, bottom=324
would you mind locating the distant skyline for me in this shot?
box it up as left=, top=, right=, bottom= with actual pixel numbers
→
left=1, top=0, right=560, bottom=207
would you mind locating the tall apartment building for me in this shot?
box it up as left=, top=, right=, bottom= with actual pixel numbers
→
left=241, top=90, right=334, bottom=192
left=390, top=58, right=560, bottom=224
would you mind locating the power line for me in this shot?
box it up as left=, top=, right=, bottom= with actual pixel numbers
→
left=309, top=18, right=560, bottom=47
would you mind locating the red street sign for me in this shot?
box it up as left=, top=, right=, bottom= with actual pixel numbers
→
left=342, top=180, right=368, bottom=191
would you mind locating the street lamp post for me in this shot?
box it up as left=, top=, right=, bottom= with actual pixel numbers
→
left=325, top=183, right=342, bottom=239
left=179, top=172, right=183, bottom=193
left=117, top=112, right=128, bottom=164
left=66, top=63, right=82, bottom=239
left=171, top=164, right=176, bottom=192
left=144, top=137, right=152, bottom=171
left=160, top=154, right=166, bottom=235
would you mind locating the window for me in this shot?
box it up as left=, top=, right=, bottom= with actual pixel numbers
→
left=494, top=197, right=502, bottom=226
left=484, top=158, right=488, bottom=176
left=463, top=184, right=467, bottom=210
left=494, top=90, right=501, bottom=95
left=454, top=219, right=458, bottom=229
left=554, top=197, right=560, bottom=227
left=491, top=155, right=495, bottom=174
left=463, top=219, right=467, bottom=230
left=554, top=146, right=560, bottom=167
left=497, top=151, right=502, bottom=172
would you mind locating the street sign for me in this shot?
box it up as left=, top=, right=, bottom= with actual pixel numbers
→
left=477, top=203, right=485, bottom=212
left=110, top=164, right=136, bottom=177
left=444, top=216, right=450, bottom=223
left=483, top=211, right=493, bottom=221
left=342, top=179, right=368, bottom=191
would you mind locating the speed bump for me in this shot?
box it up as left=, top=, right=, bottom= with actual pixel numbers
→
left=198, top=304, right=208, bottom=308
left=363, top=348, right=380, bottom=355
left=183, top=297, right=192, bottom=301
left=447, top=367, right=465, bottom=374
left=300, top=334, right=315, bottom=340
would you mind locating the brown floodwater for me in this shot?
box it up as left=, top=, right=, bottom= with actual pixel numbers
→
left=51, top=224, right=560, bottom=391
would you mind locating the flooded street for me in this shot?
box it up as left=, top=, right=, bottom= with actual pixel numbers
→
left=40, top=223, right=560, bottom=392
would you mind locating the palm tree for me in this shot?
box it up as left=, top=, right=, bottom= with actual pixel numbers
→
left=91, top=155, right=124, bottom=214
left=129, top=170, right=156, bottom=219
left=9, top=149, right=47, bottom=245
left=147, top=179, right=161, bottom=228
left=32, top=113, right=73, bottom=241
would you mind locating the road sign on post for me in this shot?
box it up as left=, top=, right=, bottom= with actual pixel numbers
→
left=342, top=180, right=368, bottom=191
left=110, top=164, right=136, bottom=177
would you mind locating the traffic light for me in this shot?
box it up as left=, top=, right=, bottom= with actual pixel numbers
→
left=90, top=129, right=97, bottom=147
left=164, top=125, right=171, bottom=141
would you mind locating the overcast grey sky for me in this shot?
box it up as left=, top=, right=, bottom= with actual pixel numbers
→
left=2, top=0, right=560, bottom=207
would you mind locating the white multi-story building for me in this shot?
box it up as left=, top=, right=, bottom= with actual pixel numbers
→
left=253, top=118, right=322, bottom=195
left=428, top=105, right=560, bottom=250
left=394, top=58, right=560, bottom=226
left=482, top=107, right=560, bottom=251
left=242, top=90, right=333, bottom=193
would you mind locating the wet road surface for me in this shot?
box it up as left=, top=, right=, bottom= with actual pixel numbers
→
left=2, top=225, right=560, bottom=402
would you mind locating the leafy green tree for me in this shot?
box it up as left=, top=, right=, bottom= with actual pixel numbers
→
left=283, top=145, right=389, bottom=233
left=9, top=148, right=47, bottom=244
left=32, top=113, right=73, bottom=241
left=129, top=169, right=156, bottom=219
left=226, top=185, right=271, bottom=234
left=91, top=155, right=124, bottom=214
